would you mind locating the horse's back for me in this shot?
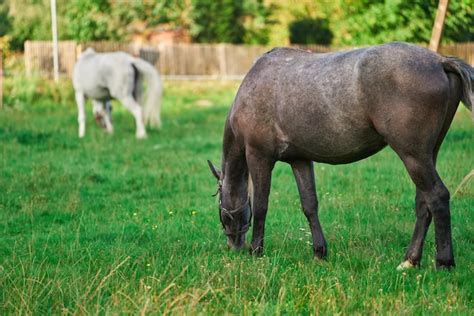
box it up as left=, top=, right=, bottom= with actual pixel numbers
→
left=229, top=42, right=451, bottom=163
left=73, top=51, right=136, bottom=100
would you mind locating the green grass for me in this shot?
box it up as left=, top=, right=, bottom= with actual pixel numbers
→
left=0, top=79, right=473, bottom=314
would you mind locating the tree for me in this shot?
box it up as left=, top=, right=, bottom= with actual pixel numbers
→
left=242, top=0, right=275, bottom=44
left=442, top=0, right=473, bottom=42
left=0, top=0, right=10, bottom=37
left=190, top=0, right=274, bottom=44
left=289, top=18, right=333, bottom=45
left=65, top=0, right=124, bottom=41
left=265, top=0, right=473, bottom=46
left=3, top=0, right=192, bottom=48
left=5, top=0, right=68, bottom=50
left=190, top=0, right=246, bottom=43
left=329, top=0, right=473, bottom=46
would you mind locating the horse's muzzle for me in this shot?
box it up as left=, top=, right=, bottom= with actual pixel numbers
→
left=227, top=234, right=247, bottom=251
left=94, top=114, right=107, bottom=129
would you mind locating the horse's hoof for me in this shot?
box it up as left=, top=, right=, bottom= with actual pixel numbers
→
left=314, top=245, right=327, bottom=259
left=436, top=259, right=455, bottom=270
left=249, top=247, right=263, bottom=257
left=396, top=260, right=415, bottom=271
left=136, top=134, right=147, bottom=139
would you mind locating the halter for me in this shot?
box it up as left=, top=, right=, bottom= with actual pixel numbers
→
left=214, top=181, right=252, bottom=236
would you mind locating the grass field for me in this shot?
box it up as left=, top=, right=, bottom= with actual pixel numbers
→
left=0, top=79, right=473, bottom=314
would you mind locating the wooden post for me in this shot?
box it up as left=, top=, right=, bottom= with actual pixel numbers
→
left=76, top=43, right=83, bottom=60
left=50, top=0, right=59, bottom=81
left=218, top=44, right=227, bottom=79
left=429, top=0, right=449, bottom=52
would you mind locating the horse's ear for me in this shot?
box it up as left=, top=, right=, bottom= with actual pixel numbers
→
left=207, top=160, right=221, bottom=180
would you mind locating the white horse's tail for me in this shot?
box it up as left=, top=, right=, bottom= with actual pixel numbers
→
left=131, top=57, right=163, bottom=128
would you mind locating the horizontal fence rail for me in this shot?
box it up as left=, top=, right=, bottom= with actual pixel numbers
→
left=23, top=41, right=474, bottom=79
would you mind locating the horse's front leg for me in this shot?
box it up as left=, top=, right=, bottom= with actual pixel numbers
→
left=75, top=92, right=86, bottom=138
left=246, top=148, right=274, bottom=256
left=104, top=100, right=114, bottom=133
left=291, top=160, right=327, bottom=259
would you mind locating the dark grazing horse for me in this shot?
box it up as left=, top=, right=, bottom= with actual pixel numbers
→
left=208, top=42, right=472, bottom=270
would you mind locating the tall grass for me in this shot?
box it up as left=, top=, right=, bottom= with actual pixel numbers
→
left=0, top=79, right=472, bottom=314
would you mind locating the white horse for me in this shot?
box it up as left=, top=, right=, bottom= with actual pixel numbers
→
left=73, top=48, right=163, bottom=139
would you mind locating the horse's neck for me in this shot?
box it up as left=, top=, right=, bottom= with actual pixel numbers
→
left=221, top=117, right=249, bottom=207
left=222, top=155, right=249, bottom=208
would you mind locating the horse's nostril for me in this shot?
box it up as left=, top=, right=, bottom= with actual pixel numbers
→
left=227, top=234, right=247, bottom=251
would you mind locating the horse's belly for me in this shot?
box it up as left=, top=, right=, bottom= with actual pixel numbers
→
left=83, top=86, right=110, bottom=100
left=278, top=121, right=386, bottom=164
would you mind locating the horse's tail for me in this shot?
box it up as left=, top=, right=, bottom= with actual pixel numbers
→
left=131, top=57, right=163, bottom=129
left=442, top=56, right=473, bottom=120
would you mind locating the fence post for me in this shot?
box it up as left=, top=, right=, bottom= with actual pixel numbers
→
left=429, top=0, right=449, bottom=52
left=76, top=43, right=82, bottom=59
left=218, top=44, right=227, bottom=79
left=24, top=41, right=32, bottom=76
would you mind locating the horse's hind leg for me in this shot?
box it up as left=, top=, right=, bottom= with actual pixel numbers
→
left=291, top=160, right=327, bottom=259
left=399, top=155, right=454, bottom=269
left=105, top=100, right=113, bottom=133
left=401, top=100, right=459, bottom=269
left=118, top=95, right=147, bottom=139
left=399, top=74, right=460, bottom=268
left=105, top=100, right=113, bottom=124
left=75, top=91, right=86, bottom=138
left=386, top=108, right=458, bottom=269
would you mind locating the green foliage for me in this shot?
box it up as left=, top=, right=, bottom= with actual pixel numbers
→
left=242, top=0, right=275, bottom=44
left=289, top=18, right=333, bottom=45
left=190, top=0, right=246, bottom=43
left=3, top=0, right=191, bottom=48
left=65, top=0, right=124, bottom=41
left=0, top=0, right=472, bottom=50
left=3, top=76, right=74, bottom=108
left=442, top=0, right=474, bottom=42
left=190, top=0, right=274, bottom=44
left=0, top=0, right=10, bottom=37
left=329, top=0, right=473, bottom=46
left=0, top=80, right=473, bottom=314
left=64, top=0, right=192, bottom=42
left=5, top=0, right=68, bottom=50
left=127, top=0, right=189, bottom=27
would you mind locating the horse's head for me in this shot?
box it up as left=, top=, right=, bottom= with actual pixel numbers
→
left=208, top=160, right=252, bottom=250
left=93, top=101, right=113, bottom=130
left=94, top=112, right=108, bottom=129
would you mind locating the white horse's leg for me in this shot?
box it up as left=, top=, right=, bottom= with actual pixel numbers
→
left=92, top=99, right=114, bottom=134
left=105, top=100, right=113, bottom=119
left=75, top=91, right=86, bottom=138
left=119, top=95, right=147, bottom=139
left=105, top=100, right=114, bottom=133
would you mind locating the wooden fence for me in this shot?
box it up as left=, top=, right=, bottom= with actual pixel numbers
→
left=24, top=41, right=474, bottom=79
